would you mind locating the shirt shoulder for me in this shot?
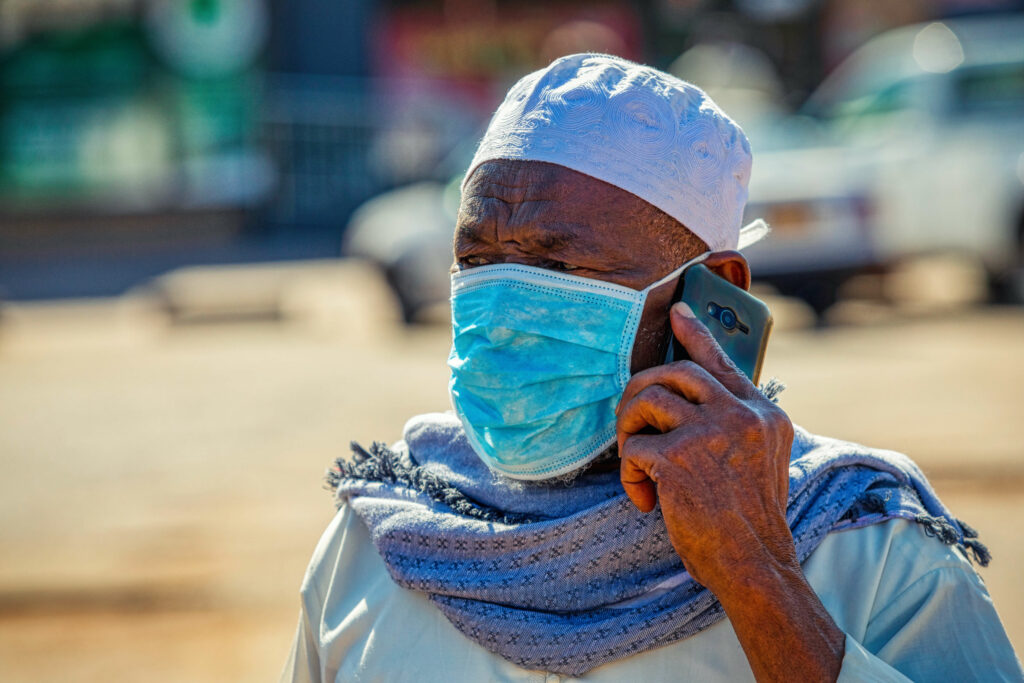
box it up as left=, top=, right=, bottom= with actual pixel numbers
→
left=301, top=503, right=540, bottom=682
left=805, top=518, right=1022, bottom=681
left=803, top=517, right=977, bottom=638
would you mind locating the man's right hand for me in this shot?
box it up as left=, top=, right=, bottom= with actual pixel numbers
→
left=616, top=303, right=843, bottom=683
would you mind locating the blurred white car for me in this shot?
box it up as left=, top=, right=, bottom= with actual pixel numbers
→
left=743, top=15, right=1024, bottom=312
left=345, top=15, right=1024, bottom=322
left=343, top=177, right=459, bottom=322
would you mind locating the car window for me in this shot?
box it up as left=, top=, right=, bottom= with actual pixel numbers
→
left=952, top=62, right=1024, bottom=116
left=828, top=78, right=917, bottom=123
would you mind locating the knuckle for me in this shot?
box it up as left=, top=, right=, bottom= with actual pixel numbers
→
left=648, top=460, right=667, bottom=482
left=628, top=366, right=660, bottom=386
left=691, top=317, right=716, bottom=340
left=770, top=409, right=795, bottom=444
left=773, top=407, right=793, bottom=432
left=760, top=403, right=786, bottom=428
left=671, top=359, right=699, bottom=375
left=672, top=360, right=707, bottom=384
left=713, top=351, right=741, bottom=378
left=653, top=441, right=689, bottom=472
left=642, top=383, right=673, bottom=404
left=633, top=389, right=667, bottom=424
left=619, top=437, right=640, bottom=461
left=732, top=405, right=768, bottom=444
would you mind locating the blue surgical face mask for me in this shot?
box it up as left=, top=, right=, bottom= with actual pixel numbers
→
left=448, top=251, right=709, bottom=480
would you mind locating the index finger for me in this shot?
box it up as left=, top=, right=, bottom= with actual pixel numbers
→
left=616, top=360, right=722, bottom=418
left=670, top=302, right=757, bottom=399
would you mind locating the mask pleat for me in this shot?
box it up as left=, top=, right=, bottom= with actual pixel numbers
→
left=450, top=334, right=623, bottom=387
left=451, top=373, right=623, bottom=428
left=477, top=396, right=620, bottom=468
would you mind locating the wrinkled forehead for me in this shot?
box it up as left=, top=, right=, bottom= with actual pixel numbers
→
left=461, top=158, right=576, bottom=199
left=454, top=159, right=696, bottom=291
left=457, top=159, right=663, bottom=237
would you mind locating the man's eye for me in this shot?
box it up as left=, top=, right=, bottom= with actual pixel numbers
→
left=551, top=261, right=579, bottom=272
left=462, top=256, right=491, bottom=268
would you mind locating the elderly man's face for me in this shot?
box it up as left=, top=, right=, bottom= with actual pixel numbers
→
left=453, top=159, right=750, bottom=374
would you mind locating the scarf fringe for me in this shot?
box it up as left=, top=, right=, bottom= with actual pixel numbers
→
left=956, top=518, right=992, bottom=567
left=839, top=490, right=990, bottom=567
left=915, top=513, right=990, bottom=566
left=758, top=377, right=786, bottom=404
left=327, top=441, right=539, bottom=525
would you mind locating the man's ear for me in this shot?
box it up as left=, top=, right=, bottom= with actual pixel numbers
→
left=702, top=250, right=751, bottom=291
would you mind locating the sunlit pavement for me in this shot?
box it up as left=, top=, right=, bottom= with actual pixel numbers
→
left=1, top=259, right=1022, bottom=682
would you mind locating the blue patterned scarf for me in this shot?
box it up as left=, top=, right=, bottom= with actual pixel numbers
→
left=327, top=411, right=987, bottom=676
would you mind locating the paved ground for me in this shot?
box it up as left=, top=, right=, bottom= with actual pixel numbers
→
left=0, top=261, right=1021, bottom=681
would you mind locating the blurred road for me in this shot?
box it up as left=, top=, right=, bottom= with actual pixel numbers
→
left=0, top=260, right=1022, bottom=681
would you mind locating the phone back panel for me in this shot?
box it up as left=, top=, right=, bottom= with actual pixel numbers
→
left=677, top=264, right=773, bottom=385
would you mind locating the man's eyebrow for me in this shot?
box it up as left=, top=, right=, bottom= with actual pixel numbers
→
left=454, top=222, right=487, bottom=247
left=454, top=220, right=588, bottom=251
left=530, top=222, right=588, bottom=251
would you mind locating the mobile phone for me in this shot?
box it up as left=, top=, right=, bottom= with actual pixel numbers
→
left=671, top=264, right=773, bottom=385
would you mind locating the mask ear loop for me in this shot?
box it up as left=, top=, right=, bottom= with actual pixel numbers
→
left=646, top=250, right=711, bottom=292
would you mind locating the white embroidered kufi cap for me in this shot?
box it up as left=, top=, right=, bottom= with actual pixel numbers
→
left=464, top=53, right=767, bottom=251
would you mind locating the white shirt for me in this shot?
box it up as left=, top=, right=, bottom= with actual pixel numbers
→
left=281, top=504, right=1022, bottom=682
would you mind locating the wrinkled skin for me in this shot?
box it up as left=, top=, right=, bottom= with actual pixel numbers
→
left=456, top=159, right=844, bottom=682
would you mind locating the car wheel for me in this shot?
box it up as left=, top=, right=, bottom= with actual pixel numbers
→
left=987, top=211, right=1024, bottom=305
left=769, top=276, right=844, bottom=326
left=383, top=263, right=419, bottom=324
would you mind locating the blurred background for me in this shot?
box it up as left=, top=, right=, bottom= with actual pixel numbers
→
left=1, top=0, right=1023, bottom=680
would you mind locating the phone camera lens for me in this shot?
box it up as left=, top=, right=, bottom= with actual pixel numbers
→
left=706, top=303, right=718, bottom=317
left=719, top=307, right=737, bottom=330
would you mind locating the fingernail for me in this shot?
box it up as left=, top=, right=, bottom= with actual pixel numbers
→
left=671, top=302, right=695, bottom=319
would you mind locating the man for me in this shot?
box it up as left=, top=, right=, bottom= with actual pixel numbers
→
left=282, top=54, right=1022, bottom=682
